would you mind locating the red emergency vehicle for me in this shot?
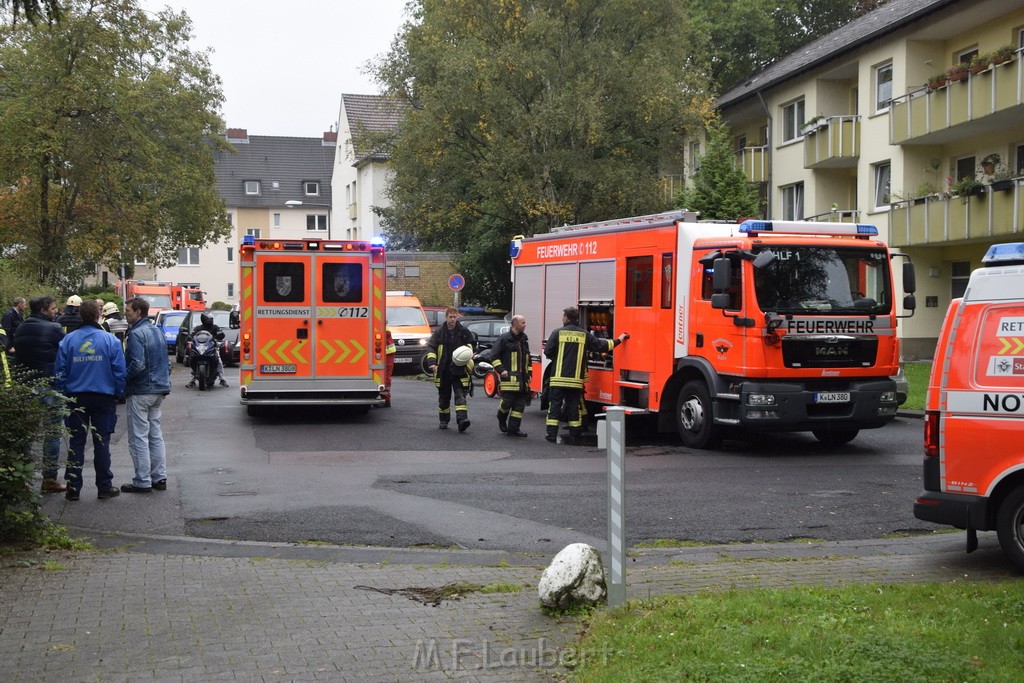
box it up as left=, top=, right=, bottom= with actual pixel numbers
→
left=235, top=235, right=389, bottom=415
left=122, top=280, right=174, bottom=319
left=914, top=242, right=1024, bottom=570
left=171, top=285, right=206, bottom=311
left=510, top=211, right=915, bottom=448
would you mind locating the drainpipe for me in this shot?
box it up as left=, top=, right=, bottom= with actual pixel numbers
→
left=756, top=91, right=773, bottom=218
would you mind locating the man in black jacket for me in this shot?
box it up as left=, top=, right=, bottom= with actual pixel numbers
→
left=2, top=296, right=25, bottom=351
left=13, top=295, right=67, bottom=492
left=544, top=306, right=628, bottom=445
left=476, top=315, right=531, bottom=437
left=425, top=307, right=475, bottom=431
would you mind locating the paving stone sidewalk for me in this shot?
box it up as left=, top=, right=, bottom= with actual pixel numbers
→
left=0, top=530, right=1017, bottom=682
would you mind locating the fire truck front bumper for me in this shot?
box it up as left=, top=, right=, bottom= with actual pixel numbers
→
left=728, top=378, right=899, bottom=432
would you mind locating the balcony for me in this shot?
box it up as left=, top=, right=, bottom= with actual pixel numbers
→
left=888, top=180, right=1024, bottom=248
left=890, top=55, right=1024, bottom=145
left=737, top=146, right=768, bottom=183
left=803, top=209, right=861, bottom=223
left=803, top=116, right=860, bottom=168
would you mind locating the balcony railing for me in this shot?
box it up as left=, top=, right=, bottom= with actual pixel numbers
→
left=803, top=209, right=861, bottom=223
left=890, top=53, right=1024, bottom=145
left=737, top=145, right=768, bottom=183
left=803, top=116, right=860, bottom=168
left=888, top=179, right=1024, bottom=247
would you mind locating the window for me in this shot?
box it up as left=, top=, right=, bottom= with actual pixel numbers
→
left=781, top=99, right=805, bottom=142
left=690, top=140, right=701, bottom=173
left=244, top=180, right=260, bottom=195
left=245, top=228, right=261, bottom=238
left=304, top=181, right=320, bottom=196
left=405, top=265, right=420, bottom=277
left=226, top=246, right=234, bottom=263
left=782, top=183, right=803, bottom=220
left=386, top=265, right=397, bottom=277
left=322, top=263, right=362, bottom=303
left=177, top=247, right=199, bottom=266
left=875, top=62, right=893, bottom=112
left=226, top=212, right=233, bottom=224
left=660, top=253, right=673, bottom=309
left=873, top=162, right=891, bottom=208
left=306, top=214, right=327, bottom=231
left=625, top=255, right=653, bottom=307
left=273, top=213, right=281, bottom=227
left=955, top=156, right=976, bottom=183
left=227, top=283, right=235, bottom=298
left=735, top=135, right=746, bottom=151
left=262, top=262, right=305, bottom=303
left=957, top=48, right=978, bottom=64
left=1014, top=143, right=1024, bottom=175
left=951, top=260, right=971, bottom=299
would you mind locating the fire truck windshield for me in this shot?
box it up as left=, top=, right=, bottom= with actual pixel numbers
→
left=753, top=245, right=891, bottom=315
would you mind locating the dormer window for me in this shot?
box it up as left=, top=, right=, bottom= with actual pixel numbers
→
left=244, top=180, right=260, bottom=196
left=304, top=181, right=320, bottom=196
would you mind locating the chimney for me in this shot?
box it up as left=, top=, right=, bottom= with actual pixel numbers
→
left=226, top=128, right=249, bottom=144
left=322, top=130, right=338, bottom=146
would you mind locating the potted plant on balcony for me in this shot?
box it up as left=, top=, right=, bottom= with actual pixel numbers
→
left=969, top=52, right=992, bottom=75
left=946, top=62, right=970, bottom=82
left=799, top=115, right=826, bottom=136
left=951, top=176, right=985, bottom=198
left=927, top=72, right=948, bottom=90
left=991, top=44, right=1016, bottom=66
left=989, top=166, right=1016, bottom=193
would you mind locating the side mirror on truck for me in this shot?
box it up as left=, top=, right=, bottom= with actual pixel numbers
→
left=710, top=258, right=732, bottom=310
left=903, top=261, right=916, bottom=312
left=229, top=310, right=240, bottom=329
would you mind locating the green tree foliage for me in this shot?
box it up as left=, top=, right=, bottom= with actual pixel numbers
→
left=0, top=0, right=60, bottom=25
left=688, top=0, right=872, bottom=92
left=677, top=121, right=761, bottom=221
left=374, top=0, right=711, bottom=307
left=0, top=0, right=230, bottom=288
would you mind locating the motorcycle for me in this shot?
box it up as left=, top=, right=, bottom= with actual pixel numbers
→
left=188, top=329, right=224, bottom=391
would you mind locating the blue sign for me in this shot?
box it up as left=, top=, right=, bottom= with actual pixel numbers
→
left=448, top=273, right=465, bottom=291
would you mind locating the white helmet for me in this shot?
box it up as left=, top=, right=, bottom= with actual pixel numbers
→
left=451, top=345, right=473, bottom=367
left=102, top=301, right=119, bottom=317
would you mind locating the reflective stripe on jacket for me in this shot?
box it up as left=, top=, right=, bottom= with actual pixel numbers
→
left=483, top=330, right=531, bottom=392
left=543, top=324, right=615, bottom=389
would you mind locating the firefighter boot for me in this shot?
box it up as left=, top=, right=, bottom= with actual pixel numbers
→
left=497, top=410, right=508, bottom=433
left=545, top=426, right=558, bottom=443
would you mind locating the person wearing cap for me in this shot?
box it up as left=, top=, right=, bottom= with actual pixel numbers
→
left=13, top=295, right=67, bottom=492
left=101, top=301, right=129, bottom=343
left=57, top=294, right=84, bottom=334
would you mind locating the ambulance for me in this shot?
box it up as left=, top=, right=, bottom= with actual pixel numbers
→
left=914, top=242, right=1024, bottom=570
left=235, top=235, right=389, bottom=415
left=510, top=210, right=916, bottom=449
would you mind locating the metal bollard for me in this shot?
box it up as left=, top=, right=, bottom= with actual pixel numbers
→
left=606, top=406, right=626, bottom=608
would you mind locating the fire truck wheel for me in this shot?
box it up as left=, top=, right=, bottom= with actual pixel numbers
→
left=676, top=380, right=721, bottom=450
left=811, top=427, right=859, bottom=446
left=996, top=487, right=1024, bottom=571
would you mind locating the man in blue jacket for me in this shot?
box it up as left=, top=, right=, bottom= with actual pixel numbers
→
left=121, top=296, right=172, bottom=494
left=54, top=299, right=126, bottom=501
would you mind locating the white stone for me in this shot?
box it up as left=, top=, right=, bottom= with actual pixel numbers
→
left=538, top=543, right=607, bottom=608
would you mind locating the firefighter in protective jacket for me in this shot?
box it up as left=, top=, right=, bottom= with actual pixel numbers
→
left=476, top=314, right=531, bottom=437
left=425, top=307, right=475, bottom=431
left=544, top=306, right=628, bottom=444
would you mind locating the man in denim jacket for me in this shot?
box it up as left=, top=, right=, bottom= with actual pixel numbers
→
left=121, top=297, right=172, bottom=494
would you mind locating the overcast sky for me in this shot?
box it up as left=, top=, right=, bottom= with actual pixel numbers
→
left=140, top=0, right=409, bottom=138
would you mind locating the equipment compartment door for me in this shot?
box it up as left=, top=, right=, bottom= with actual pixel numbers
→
left=253, top=253, right=313, bottom=378
left=314, top=255, right=372, bottom=379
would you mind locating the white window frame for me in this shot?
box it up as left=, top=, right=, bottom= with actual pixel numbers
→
left=226, top=212, right=234, bottom=224
left=873, top=162, right=891, bottom=209
left=273, top=213, right=281, bottom=227
left=226, top=246, right=234, bottom=263
left=875, top=62, right=893, bottom=113
left=689, top=140, right=701, bottom=173
left=244, top=180, right=260, bottom=196
left=177, top=247, right=200, bottom=266
left=245, top=228, right=261, bottom=238
left=781, top=99, right=805, bottom=143
left=306, top=214, right=328, bottom=232
left=781, top=183, right=804, bottom=220
left=304, top=181, right=320, bottom=196
left=227, top=283, right=235, bottom=298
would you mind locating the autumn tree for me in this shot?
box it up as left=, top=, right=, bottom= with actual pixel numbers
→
left=0, top=0, right=60, bottom=25
left=0, top=0, right=229, bottom=287
left=374, top=0, right=711, bottom=307
left=677, top=121, right=761, bottom=221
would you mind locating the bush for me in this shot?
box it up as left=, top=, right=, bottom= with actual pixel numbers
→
left=0, top=369, right=70, bottom=544
left=209, top=300, right=232, bottom=311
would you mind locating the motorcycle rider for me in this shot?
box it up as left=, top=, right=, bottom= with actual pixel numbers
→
left=186, top=312, right=227, bottom=388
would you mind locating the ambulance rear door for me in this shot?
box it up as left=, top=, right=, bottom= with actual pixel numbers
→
left=252, top=251, right=313, bottom=379
left=313, top=252, right=373, bottom=379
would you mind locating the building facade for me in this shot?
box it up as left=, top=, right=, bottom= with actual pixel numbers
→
left=697, top=0, right=1024, bottom=359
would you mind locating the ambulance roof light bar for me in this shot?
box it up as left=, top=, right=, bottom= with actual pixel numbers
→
left=982, top=242, right=1024, bottom=266
left=242, top=235, right=255, bottom=246
left=739, top=219, right=878, bottom=238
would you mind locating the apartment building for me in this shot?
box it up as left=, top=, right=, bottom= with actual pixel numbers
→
left=149, top=129, right=336, bottom=307
left=698, top=0, right=1024, bottom=358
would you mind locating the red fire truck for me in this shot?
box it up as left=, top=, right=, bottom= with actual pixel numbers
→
left=234, top=235, right=389, bottom=416
left=510, top=211, right=916, bottom=448
left=171, top=284, right=206, bottom=311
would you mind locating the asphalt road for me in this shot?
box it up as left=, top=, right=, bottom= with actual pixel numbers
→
left=45, top=364, right=940, bottom=554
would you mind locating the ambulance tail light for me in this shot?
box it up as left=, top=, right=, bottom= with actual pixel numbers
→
left=242, top=332, right=252, bottom=358
left=924, top=410, right=940, bottom=457
left=374, top=332, right=383, bottom=359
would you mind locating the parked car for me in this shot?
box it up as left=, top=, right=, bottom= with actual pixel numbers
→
left=174, top=309, right=240, bottom=367
left=155, top=310, right=187, bottom=353
left=423, top=306, right=448, bottom=331
left=461, top=318, right=511, bottom=351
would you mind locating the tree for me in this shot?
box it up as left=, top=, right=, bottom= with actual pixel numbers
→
left=0, top=0, right=60, bottom=25
left=677, top=121, right=761, bottom=221
left=0, top=0, right=229, bottom=287
left=374, top=0, right=711, bottom=307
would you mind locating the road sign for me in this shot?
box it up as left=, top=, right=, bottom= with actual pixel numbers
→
left=448, top=273, right=465, bottom=291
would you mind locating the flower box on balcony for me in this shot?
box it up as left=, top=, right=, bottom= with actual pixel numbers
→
left=990, top=179, right=1015, bottom=192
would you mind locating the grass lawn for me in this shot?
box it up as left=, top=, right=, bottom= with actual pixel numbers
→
left=570, top=581, right=1024, bottom=681
left=903, top=362, right=932, bottom=411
